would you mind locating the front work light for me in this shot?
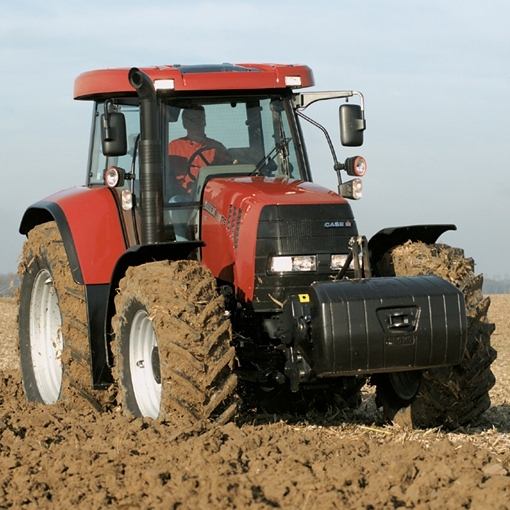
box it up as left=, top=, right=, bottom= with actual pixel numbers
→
left=344, top=156, right=367, bottom=177
left=270, top=255, right=317, bottom=273
left=104, top=166, right=125, bottom=188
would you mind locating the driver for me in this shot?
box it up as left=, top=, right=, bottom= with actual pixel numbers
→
left=168, top=105, right=230, bottom=193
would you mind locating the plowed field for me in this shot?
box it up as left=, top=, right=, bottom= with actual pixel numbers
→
left=0, top=295, right=509, bottom=509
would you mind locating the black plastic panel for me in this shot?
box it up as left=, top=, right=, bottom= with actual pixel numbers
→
left=310, top=275, right=467, bottom=376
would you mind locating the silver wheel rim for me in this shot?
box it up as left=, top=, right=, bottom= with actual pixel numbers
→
left=129, top=309, right=161, bottom=418
left=29, top=269, right=63, bottom=404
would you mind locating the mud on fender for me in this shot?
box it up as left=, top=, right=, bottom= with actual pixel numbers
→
left=309, top=276, right=467, bottom=377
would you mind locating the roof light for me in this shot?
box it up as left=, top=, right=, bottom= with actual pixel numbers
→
left=154, top=79, right=175, bottom=90
left=285, top=76, right=302, bottom=88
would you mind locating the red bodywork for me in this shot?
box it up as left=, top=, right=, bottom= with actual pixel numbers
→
left=35, top=178, right=345, bottom=294
left=74, top=64, right=314, bottom=100
left=201, top=177, right=347, bottom=303
left=42, top=187, right=126, bottom=284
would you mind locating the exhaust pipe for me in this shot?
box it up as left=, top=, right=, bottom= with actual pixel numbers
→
left=128, top=68, right=164, bottom=244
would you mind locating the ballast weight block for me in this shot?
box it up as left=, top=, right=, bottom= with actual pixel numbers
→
left=309, top=276, right=467, bottom=377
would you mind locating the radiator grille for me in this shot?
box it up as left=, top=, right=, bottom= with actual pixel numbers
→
left=252, top=203, right=358, bottom=312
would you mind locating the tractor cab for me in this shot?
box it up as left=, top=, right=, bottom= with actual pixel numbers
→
left=81, top=64, right=366, bottom=247
left=90, top=95, right=308, bottom=243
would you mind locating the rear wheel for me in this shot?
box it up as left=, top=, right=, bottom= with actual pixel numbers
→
left=18, top=222, right=108, bottom=409
left=375, top=241, right=496, bottom=429
left=113, top=260, right=238, bottom=425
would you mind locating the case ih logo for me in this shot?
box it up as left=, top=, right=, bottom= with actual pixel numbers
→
left=324, top=221, right=352, bottom=228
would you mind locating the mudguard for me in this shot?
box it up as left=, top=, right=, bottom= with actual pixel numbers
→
left=20, top=186, right=127, bottom=285
left=96, top=240, right=203, bottom=388
left=20, top=187, right=205, bottom=388
left=368, top=224, right=456, bottom=275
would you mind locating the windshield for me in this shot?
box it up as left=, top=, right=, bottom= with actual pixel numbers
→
left=163, top=97, right=304, bottom=196
left=89, top=97, right=306, bottom=190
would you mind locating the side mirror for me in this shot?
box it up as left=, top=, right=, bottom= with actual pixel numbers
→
left=339, top=104, right=365, bottom=147
left=101, top=111, right=127, bottom=156
left=168, top=106, right=181, bottom=123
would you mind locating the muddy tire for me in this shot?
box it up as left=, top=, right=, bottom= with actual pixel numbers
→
left=375, top=241, right=496, bottom=429
left=18, top=222, right=107, bottom=410
left=112, top=260, right=238, bottom=425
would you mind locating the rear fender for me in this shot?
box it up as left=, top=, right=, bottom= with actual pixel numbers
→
left=20, top=186, right=204, bottom=389
left=19, top=187, right=127, bottom=285
left=368, top=224, right=456, bottom=276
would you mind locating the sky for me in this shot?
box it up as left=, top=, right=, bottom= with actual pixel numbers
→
left=1, top=0, right=509, bottom=278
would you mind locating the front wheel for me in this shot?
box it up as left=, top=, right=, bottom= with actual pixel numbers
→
left=113, top=260, right=238, bottom=425
left=374, top=241, right=496, bottom=429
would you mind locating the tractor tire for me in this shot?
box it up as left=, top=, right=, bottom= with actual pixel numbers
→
left=112, top=260, right=238, bottom=425
left=374, top=241, right=496, bottom=429
left=18, top=221, right=109, bottom=410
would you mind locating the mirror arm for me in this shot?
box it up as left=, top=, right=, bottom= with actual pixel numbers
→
left=296, top=110, right=341, bottom=182
left=294, top=90, right=365, bottom=112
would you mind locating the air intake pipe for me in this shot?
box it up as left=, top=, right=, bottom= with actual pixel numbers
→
left=128, top=68, right=164, bottom=244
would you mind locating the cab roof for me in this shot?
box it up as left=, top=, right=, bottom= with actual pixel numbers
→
left=74, top=63, right=315, bottom=100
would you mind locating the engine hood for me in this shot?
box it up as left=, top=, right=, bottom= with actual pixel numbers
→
left=200, top=176, right=356, bottom=308
left=201, top=176, right=348, bottom=208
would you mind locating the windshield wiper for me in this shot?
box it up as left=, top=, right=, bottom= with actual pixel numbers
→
left=252, top=137, right=292, bottom=176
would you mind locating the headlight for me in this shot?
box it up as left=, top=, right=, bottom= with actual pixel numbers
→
left=270, top=255, right=317, bottom=273
left=330, top=254, right=350, bottom=270
left=331, top=253, right=361, bottom=270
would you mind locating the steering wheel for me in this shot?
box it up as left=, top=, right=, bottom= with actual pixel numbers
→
left=185, top=146, right=215, bottom=182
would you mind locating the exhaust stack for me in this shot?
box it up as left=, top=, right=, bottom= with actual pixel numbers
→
left=128, top=68, right=164, bottom=244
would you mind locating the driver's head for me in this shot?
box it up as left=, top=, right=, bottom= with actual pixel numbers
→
left=182, top=105, right=206, bottom=130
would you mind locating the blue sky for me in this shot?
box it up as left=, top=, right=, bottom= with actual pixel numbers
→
left=1, top=0, right=509, bottom=278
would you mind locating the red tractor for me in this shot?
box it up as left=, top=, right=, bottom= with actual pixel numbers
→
left=18, top=64, right=495, bottom=428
